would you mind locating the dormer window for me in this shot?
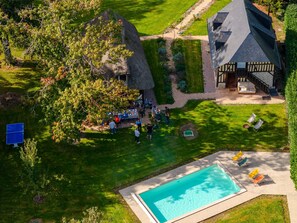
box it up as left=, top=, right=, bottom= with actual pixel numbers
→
left=213, top=12, right=229, bottom=30
left=215, top=31, right=231, bottom=50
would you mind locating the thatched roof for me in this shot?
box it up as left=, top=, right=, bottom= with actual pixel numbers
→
left=207, top=0, right=281, bottom=69
left=88, top=11, right=155, bottom=90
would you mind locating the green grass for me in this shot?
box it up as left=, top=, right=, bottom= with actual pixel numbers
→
left=202, top=195, right=290, bottom=223
left=0, top=48, right=41, bottom=94
left=142, top=39, right=173, bottom=104
left=101, top=0, right=198, bottom=35
left=0, top=67, right=41, bottom=94
left=0, top=48, right=26, bottom=61
left=174, top=100, right=288, bottom=151
left=183, top=40, right=204, bottom=93
left=0, top=97, right=288, bottom=222
left=184, top=0, right=232, bottom=35
left=0, top=59, right=289, bottom=222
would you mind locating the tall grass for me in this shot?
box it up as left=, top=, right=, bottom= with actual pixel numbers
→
left=142, top=39, right=174, bottom=104
left=184, top=40, right=204, bottom=92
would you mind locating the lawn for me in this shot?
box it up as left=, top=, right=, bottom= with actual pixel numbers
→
left=0, top=67, right=41, bottom=94
left=0, top=48, right=41, bottom=94
left=0, top=48, right=289, bottom=222
left=202, top=195, right=290, bottom=223
left=0, top=48, right=26, bottom=61
left=183, top=40, right=204, bottom=93
left=0, top=95, right=288, bottom=222
left=184, top=0, right=232, bottom=35
left=101, top=0, right=198, bottom=35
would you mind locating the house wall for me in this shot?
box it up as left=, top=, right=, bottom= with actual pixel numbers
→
left=216, top=62, right=275, bottom=88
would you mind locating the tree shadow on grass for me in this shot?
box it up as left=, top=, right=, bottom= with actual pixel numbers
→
left=173, top=100, right=288, bottom=152
left=0, top=67, right=41, bottom=94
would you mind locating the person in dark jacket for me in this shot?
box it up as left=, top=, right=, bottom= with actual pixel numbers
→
left=146, top=123, right=153, bottom=140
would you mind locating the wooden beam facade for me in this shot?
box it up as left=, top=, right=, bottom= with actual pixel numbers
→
left=216, top=62, right=276, bottom=87
left=247, top=62, right=274, bottom=73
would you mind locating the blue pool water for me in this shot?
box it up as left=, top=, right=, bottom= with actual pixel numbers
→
left=139, top=164, right=241, bottom=223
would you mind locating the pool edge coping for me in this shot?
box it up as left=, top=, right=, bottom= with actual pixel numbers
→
left=119, top=152, right=246, bottom=223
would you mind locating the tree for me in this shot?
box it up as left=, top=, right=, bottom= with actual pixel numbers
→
left=19, top=138, right=48, bottom=201
left=0, top=9, right=14, bottom=64
left=254, top=0, right=286, bottom=16
left=20, top=0, right=139, bottom=142
left=62, top=207, right=102, bottom=223
left=0, top=0, right=34, bottom=65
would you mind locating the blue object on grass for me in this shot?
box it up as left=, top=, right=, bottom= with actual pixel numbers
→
left=6, top=123, right=24, bottom=147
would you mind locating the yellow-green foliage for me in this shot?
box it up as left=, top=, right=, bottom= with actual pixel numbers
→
left=284, top=4, right=297, bottom=187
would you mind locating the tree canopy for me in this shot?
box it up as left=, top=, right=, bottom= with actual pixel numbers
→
left=20, top=0, right=139, bottom=142
left=0, top=0, right=34, bottom=64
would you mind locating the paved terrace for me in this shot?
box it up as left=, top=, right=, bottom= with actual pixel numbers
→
left=120, top=151, right=296, bottom=223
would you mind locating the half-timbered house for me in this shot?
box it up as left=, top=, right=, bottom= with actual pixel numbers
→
left=207, top=0, right=281, bottom=95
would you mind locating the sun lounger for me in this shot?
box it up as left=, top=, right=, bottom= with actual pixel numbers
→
left=237, top=157, right=248, bottom=166
left=232, top=151, right=243, bottom=162
left=247, top=113, right=256, bottom=124
left=248, top=168, right=259, bottom=179
left=248, top=168, right=265, bottom=185
left=253, top=174, right=265, bottom=185
left=253, top=119, right=264, bottom=131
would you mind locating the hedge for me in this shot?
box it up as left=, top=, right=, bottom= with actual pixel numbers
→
left=284, top=4, right=297, bottom=187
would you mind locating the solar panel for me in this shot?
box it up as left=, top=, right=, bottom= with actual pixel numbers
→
left=6, top=123, right=24, bottom=147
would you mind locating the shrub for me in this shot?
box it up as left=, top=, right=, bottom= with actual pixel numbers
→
left=158, top=47, right=167, bottom=56
left=171, top=40, right=187, bottom=87
left=176, top=70, right=186, bottom=81
left=173, top=52, right=184, bottom=63
left=178, top=80, right=187, bottom=92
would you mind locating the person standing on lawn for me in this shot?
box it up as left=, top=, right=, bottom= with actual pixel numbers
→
left=139, top=106, right=145, bottom=118
left=146, top=123, right=153, bottom=140
left=165, top=106, right=170, bottom=125
left=134, top=128, right=140, bottom=144
left=109, top=120, right=116, bottom=134
left=136, top=119, right=142, bottom=132
left=114, top=115, right=121, bottom=128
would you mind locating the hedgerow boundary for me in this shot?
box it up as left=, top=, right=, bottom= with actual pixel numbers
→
left=284, top=4, right=297, bottom=188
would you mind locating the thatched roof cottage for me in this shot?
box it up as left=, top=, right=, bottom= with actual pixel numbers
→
left=88, top=10, right=155, bottom=91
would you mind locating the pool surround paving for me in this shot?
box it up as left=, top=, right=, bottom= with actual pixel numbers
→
left=120, top=151, right=296, bottom=223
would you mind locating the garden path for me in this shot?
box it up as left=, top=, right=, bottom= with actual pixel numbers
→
left=140, top=0, right=285, bottom=109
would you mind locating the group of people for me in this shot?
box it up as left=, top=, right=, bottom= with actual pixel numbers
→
left=134, top=106, right=170, bottom=144
left=108, top=115, right=121, bottom=134
left=107, top=101, right=170, bottom=145
left=134, top=122, right=153, bottom=144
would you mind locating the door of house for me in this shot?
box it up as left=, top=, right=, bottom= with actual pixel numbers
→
left=226, top=72, right=237, bottom=88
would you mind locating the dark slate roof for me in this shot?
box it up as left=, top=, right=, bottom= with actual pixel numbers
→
left=207, top=0, right=281, bottom=69
left=89, top=11, right=155, bottom=90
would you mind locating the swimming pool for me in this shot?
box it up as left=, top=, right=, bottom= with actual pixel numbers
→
left=139, top=164, right=242, bottom=223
